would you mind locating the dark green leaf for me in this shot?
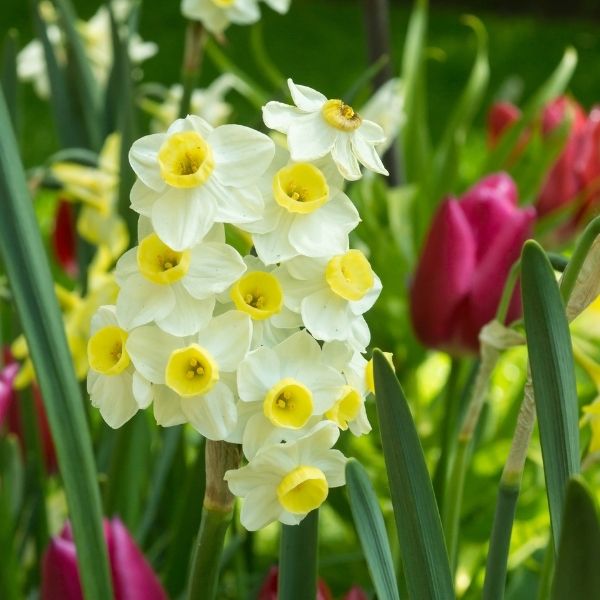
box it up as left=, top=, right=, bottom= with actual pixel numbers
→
left=521, top=240, right=579, bottom=551
left=373, top=350, right=454, bottom=600
left=551, top=477, right=600, bottom=599
left=0, top=90, right=112, bottom=599
left=346, top=459, right=400, bottom=600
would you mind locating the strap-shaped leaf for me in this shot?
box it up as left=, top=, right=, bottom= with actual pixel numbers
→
left=521, top=240, right=579, bottom=551
left=1, top=30, right=18, bottom=129
left=551, top=477, right=600, bottom=599
left=346, top=459, right=400, bottom=600
left=373, top=350, right=454, bottom=600
left=0, top=91, right=112, bottom=599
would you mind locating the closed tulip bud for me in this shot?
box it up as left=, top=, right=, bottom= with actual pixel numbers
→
left=41, top=518, right=167, bottom=600
left=410, top=173, right=535, bottom=355
left=487, top=101, right=521, bottom=147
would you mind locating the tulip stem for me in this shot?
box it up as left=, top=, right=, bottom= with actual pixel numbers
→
left=494, top=259, right=521, bottom=324
left=179, top=21, right=206, bottom=118
left=186, top=440, right=241, bottom=600
left=279, top=509, right=319, bottom=600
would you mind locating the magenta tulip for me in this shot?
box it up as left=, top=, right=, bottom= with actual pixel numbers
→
left=410, top=173, right=535, bottom=355
left=41, top=518, right=167, bottom=600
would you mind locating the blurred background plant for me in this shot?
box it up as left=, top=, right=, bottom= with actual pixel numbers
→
left=2, top=0, right=600, bottom=599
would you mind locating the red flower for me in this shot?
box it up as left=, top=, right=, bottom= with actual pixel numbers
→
left=410, top=173, right=535, bottom=355
left=53, top=200, right=78, bottom=277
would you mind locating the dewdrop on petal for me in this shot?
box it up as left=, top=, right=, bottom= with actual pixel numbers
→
left=263, top=79, right=388, bottom=181
left=224, top=421, right=346, bottom=530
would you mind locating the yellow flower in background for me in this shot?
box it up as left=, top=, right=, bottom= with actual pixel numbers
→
left=51, top=133, right=128, bottom=262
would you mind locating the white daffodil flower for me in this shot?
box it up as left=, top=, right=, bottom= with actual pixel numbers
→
left=126, top=311, right=252, bottom=440
left=216, top=255, right=301, bottom=348
left=224, top=421, right=346, bottom=530
left=263, top=79, right=388, bottom=181
left=181, top=0, right=261, bottom=35
left=129, top=114, right=274, bottom=250
left=322, top=342, right=371, bottom=436
left=115, top=223, right=246, bottom=336
left=248, top=148, right=360, bottom=264
left=236, top=330, right=345, bottom=459
left=87, top=305, right=152, bottom=428
left=278, top=251, right=382, bottom=348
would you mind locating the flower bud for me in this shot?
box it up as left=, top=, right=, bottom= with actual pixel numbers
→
left=410, top=173, right=535, bottom=354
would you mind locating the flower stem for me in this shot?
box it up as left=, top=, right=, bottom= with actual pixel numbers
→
left=249, top=22, right=285, bottom=91
left=179, top=21, right=206, bottom=118
left=279, top=509, right=319, bottom=599
left=186, top=440, right=241, bottom=600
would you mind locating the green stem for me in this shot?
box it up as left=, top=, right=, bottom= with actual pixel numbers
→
left=179, top=21, right=206, bottom=118
left=482, top=483, right=519, bottom=600
left=279, top=509, right=319, bottom=600
left=536, top=536, right=555, bottom=600
left=249, top=22, right=285, bottom=91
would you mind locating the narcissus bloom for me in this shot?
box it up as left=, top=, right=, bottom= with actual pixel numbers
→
left=236, top=330, right=344, bottom=458
left=181, top=0, right=261, bottom=35
left=224, top=421, right=346, bottom=530
left=263, top=79, right=388, bottom=180
left=87, top=306, right=152, bottom=428
left=250, top=150, right=360, bottom=264
left=41, top=518, right=167, bottom=600
left=115, top=226, right=245, bottom=336
left=279, top=251, right=382, bottom=349
left=127, top=311, right=251, bottom=439
left=410, top=173, right=535, bottom=355
left=129, top=115, right=274, bottom=250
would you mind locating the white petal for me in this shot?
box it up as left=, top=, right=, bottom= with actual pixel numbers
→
left=181, top=381, right=237, bottom=440
left=156, top=285, right=214, bottom=336
left=228, top=0, right=260, bottom=24
left=210, top=124, right=274, bottom=187
left=297, top=421, right=339, bottom=457
left=151, top=187, right=216, bottom=251
left=278, top=267, right=323, bottom=312
left=348, top=317, right=371, bottom=352
left=126, top=326, right=181, bottom=383
left=224, top=460, right=280, bottom=497
left=90, top=305, right=119, bottom=334
left=212, top=182, right=264, bottom=225
left=114, top=248, right=139, bottom=287
left=239, top=486, right=282, bottom=531
left=237, top=346, right=280, bottom=402
left=314, top=449, right=347, bottom=487
left=252, top=212, right=296, bottom=265
left=301, top=289, right=352, bottom=342
left=352, top=130, right=389, bottom=175
left=287, top=79, right=327, bottom=112
left=349, top=273, right=382, bottom=315
left=242, top=413, right=282, bottom=460
left=172, top=114, right=214, bottom=139
left=262, top=101, right=301, bottom=133
left=358, top=119, right=387, bottom=143
left=116, top=274, right=175, bottom=330
left=277, top=330, right=322, bottom=378
left=130, top=179, right=160, bottom=217
left=91, top=372, right=138, bottom=428
left=199, top=311, right=252, bottom=371
left=183, top=243, right=246, bottom=298
left=153, top=384, right=187, bottom=426
left=133, top=372, right=153, bottom=409
left=288, top=113, right=336, bottom=161
left=331, top=135, right=362, bottom=180
left=129, top=133, right=165, bottom=191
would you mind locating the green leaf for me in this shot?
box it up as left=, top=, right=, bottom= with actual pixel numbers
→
left=521, top=240, right=579, bottom=552
left=1, top=30, right=18, bottom=130
left=0, top=90, right=112, bottom=599
left=430, top=15, right=489, bottom=204
left=483, top=47, right=577, bottom=173
left=346, top=459, right=400, bottom=600
left=373, top=350, right=454, bottom=600
left=551, top=477, right=600, bottom=599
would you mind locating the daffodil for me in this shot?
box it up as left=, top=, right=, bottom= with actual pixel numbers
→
left=115, top=224, right=246, bottom=336
left=181, top=0, right=261, bottom=35
left=263, top=79, right=388, bottom=181
left=248, top=149, right=359, bottom=264
left=236, top=330, right=344, bottom=458
left=216, top=255, right=301, bottom=347
left=126, top=311, right=252, bottom=439
left=129, top=115, right=274, bottom=250
left=87, top=306, right=152, bottom=428
left=278, top=251, right=382, bottom=349
left=224, top=421, right=346, bottom=530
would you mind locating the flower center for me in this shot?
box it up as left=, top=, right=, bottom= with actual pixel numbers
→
left=273, top=163, right=329, bottom=214
left=321, top=99, right=362, bottom=132
left=263, top=378, right=313, bottom=429
left=325, top=250, right=374, bottom=301
left=325, top=385, right=362, bottom=430
left=277, top=466, right=328, bottom=514
left=230, top=271, right=283, bottom=320
left=165, top=344, right=219, bottom=397
left=158, top=131, right=215, bottom=188
left=137, top=233, right=191, bottom=285
left=365, top=352, right=394, bottom=394
left=88, top=326, right=130, bottom=376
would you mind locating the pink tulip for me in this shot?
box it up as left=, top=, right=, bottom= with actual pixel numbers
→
left=410, top=173, right=535, bottom=355
left=41, top=518, right=167, bottom=600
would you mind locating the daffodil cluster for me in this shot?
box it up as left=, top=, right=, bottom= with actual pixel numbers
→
left=87, top=78, right=388, bottom=530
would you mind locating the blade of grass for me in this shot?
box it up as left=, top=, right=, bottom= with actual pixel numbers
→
left=373, top=349, right=454, bottom=599
left=346, top=459, right=400, bottom=600
left=1, top=30, right=18, bottom=130
left=0, top=90, right=112, bottom=599
left=521, top=240, right=579, bottom=552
